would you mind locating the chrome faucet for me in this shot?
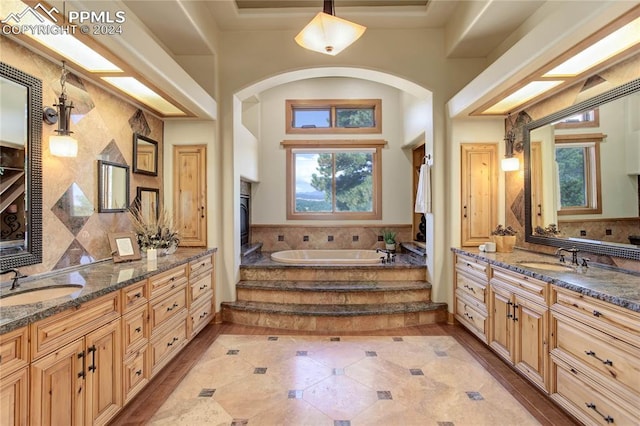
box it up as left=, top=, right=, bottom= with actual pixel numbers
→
left=1, top=269, right=26, bottom=290
left=555, top=247, right=580, bottom=266
left=376, top=248, right=395, bottom=264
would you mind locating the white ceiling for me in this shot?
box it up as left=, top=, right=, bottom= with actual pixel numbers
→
left=122, top=0, right=546, bottom=59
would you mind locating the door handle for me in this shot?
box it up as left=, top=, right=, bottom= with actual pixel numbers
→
left=537, top=204, right=542, bottom=216
left=201, top=206, right=205, bottom=218
left=463, top=205, right=467, bottom=218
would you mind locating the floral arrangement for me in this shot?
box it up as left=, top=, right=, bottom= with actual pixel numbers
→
left=491, top=224, right=517, bottom=236
left=128, top=204, right=179, bottom=252
left=534, top=223, right=561, bottom=237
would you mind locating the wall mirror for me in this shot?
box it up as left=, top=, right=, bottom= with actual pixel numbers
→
left=0, top=62, right=42, bottom=270
left=98, top=160, right=130, bottom=212
left=133, top=133, right=158, bottom=176
left=135, top=186, right=159, bottom=222
left=524, top=78, right=640, bottom=260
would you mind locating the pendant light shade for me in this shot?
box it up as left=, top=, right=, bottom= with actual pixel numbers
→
left=44, top=61, right=78, bottom=157
left=295, top=0, right=366, bottom=56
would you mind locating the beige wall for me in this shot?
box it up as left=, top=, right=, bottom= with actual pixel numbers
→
left=1, top=37, right=164, bottom=276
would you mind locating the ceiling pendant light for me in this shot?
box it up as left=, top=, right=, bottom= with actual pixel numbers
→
left=295, top=0, right=366, bottom=56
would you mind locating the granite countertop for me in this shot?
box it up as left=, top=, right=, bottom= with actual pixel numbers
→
left=0, top=248, right=217, bottom=334
left=452, top=247, right=640, bottom=313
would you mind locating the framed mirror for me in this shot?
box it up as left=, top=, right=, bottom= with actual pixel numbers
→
left=524, top=78, right=640, bottom=260
left=133, top=133, right=158, bottom=176
left=0, top=62, right=42, bottom=270
left=98, top=160, right=130, bottom=213
left=135, top=186, right=159, bottom=222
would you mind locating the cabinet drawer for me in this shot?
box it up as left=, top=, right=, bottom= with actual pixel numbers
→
left=122, top=304, right=148, bottom=355
left=189, top=295, right=213, bottom=338
left=492, top=267, right=548, bottom=305
left=553, top=359, right=638, bottom=425
left=0, top=326, right=29, bottom=379
left=150, top=314, right=187, bottom=377
left=148, top=265, right=188, bottom=300
left=455, top=254, right=488, bottom=280
left=121, top=280, right=148, bottom=312
left=189, top=254, right=213, bottom=280
left=553, top=312, right=640, bottom=399
left=455, top=296, right=487, bottom=339
left=150, top=286, right=187, bottom=332
left=31, top=292, right=120, bottom=360
left=190, top=273, right=212, bottom=305
left=553, top=287, right=640, bottom=345
left=123, top=346, right=148, bottom=404
left=455, top=270, right=487, bottom=305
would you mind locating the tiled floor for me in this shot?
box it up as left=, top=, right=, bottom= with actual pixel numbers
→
left=147, top=334, right=540, bottom=425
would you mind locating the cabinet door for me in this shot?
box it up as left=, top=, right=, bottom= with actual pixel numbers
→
left=0, top=367, right=28, bottom=426
left=513, top=295, right=549, bottom=391
left=460, top=143, right=497, bottom=246
left=173, top=145, right=207, bottom=246
left=85, top=319, right=122, bottom=426
left=489, top=284, right=513, bottom=362
left=30, top=339, right=85, bottom=426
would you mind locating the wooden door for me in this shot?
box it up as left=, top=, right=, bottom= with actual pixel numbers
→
left=461, top=144, right=497, bottom=246
left=173, top=145, right=207, bottom=246
left=530, top=141, right=544, bottom=229
left=489, top=283, right=513, bottom=363
left=30, top=339, right=85, bottom=426
left=513, top=295, right=548, bottom=391
left=0, top=367, right=28, bottom=426
left=85, top=319, right=122, bottom=426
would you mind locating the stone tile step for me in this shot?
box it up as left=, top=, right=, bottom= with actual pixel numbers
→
left=236, top=280, right=432, bottom=292
left=221, top=301, right=448, bottom=331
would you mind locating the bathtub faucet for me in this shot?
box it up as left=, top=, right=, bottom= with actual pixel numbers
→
left=1, top=269, right=26, bottom=290
left=376, top=248, right=395, bottom=264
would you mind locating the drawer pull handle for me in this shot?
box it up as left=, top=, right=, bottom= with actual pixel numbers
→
left=134, top=292, right=142, bottom=298
left=585, top=350, right=613, bottom=366
left=167, top=337, right=179, bottom=347
left=135, top=369, right=142, bottom=376
left=506, top=301, right=513, bottom=319
left=199, top=284, right=208, bottom=290
left=199, top=312, right=208, bottom=319
left=592, top=310, right=602, bottom=317
left=463, top=284, right=476, bottom=293
left=463, top=312, right=473, bottom=321
left=166, top=302, right=179, bottom=312
left=570, top=368, right=578, bottom=374
left=585, top=403, right=614, bottom=424
left=135, top=326, right=142, bottom=333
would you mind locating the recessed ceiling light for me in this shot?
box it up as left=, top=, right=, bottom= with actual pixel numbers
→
left=0, top=1, right=122, bottom=73
left=544, top=16, right=640, bottom=77
left=101, top=77, right=185, bottom=116
left=482, top=81, right=564, bottom=114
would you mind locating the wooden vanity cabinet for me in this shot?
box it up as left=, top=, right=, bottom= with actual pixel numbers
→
left=29, top=293, right=122, bottom=426
left=121, top=280, right=149, bottom=404
left=0, top=326, right=29, bottom=426
left=453, top=253, right=489, bottom=343
left=550, top=287, right=640, bottom=425
left=488, top=266, right=549, bottom=392
left=188, top=254, right=215, bottom=338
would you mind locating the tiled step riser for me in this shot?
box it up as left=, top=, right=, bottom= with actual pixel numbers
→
left=221, top=308, right=448, bottom=332
left=240, top=267, right=426, bottom=282
left=236, top=288, right=431, bottom=305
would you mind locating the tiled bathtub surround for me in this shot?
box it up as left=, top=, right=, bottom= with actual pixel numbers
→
left=251, top=225, right=413, bottom=252
left=148, top=334, right=539, bottom=425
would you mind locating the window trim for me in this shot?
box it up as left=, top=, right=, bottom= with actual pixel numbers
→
left=282, top=139, right=385, bottom=220
left=554, top=108, right=600, bottom=129
left=286, top=99, right=382, bottom=134
left=555, top=133, right=604, bottom=216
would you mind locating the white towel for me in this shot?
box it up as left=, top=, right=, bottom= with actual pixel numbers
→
left=414, top=163, right=432, bottom=213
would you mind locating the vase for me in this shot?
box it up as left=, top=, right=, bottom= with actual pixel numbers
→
left=385, top=243, right=396, bottom=252
left=161, top=242, right=178, bottom=256
left=491, top=235, right=516, bottom=253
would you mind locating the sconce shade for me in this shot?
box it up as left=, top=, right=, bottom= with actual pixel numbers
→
left=501, top=156, right=519, bottom=171
left=295, top=11, right=366, bottom=56
left=49, top=134, right=78, bottom=157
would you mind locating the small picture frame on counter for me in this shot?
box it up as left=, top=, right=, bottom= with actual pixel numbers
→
left=108, top=232, right=142, bottom=263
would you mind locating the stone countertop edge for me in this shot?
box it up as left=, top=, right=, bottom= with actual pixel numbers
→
left=451, top=247, right=640, bottom=313
left=0, top=248, right=217, bottom=335
left=241, top=252, right=426, bottom=268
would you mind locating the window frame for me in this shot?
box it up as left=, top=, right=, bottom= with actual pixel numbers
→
left=554, top=108, right=600, bottom=129
left=282, top=139, right=385, bottom=220
left=554, top=133, right=603, bottom=216
left=286, top=99, right=382, bottom=134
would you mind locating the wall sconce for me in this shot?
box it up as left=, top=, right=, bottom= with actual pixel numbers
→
left=294, top=0, right=366, bottom=56
left=501, top=113, right=522, bottom=171
left=43, top=61, right=78, bottom=157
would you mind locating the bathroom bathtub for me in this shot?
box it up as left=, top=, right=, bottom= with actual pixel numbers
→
left=270, top=249, right=382, bottom=265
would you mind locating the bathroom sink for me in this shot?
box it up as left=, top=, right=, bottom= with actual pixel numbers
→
left=0, top=285, right=83, bottom=306
left=518, top=262, right=575, bottom=272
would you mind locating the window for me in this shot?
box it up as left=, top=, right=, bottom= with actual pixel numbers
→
left=554, top=108, right=599, bottom=129
left=283, top=140, right=384, bottom=220
left=555, top=134, right=602, bottom=215
left=286, top=99, right=382, bottom=134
